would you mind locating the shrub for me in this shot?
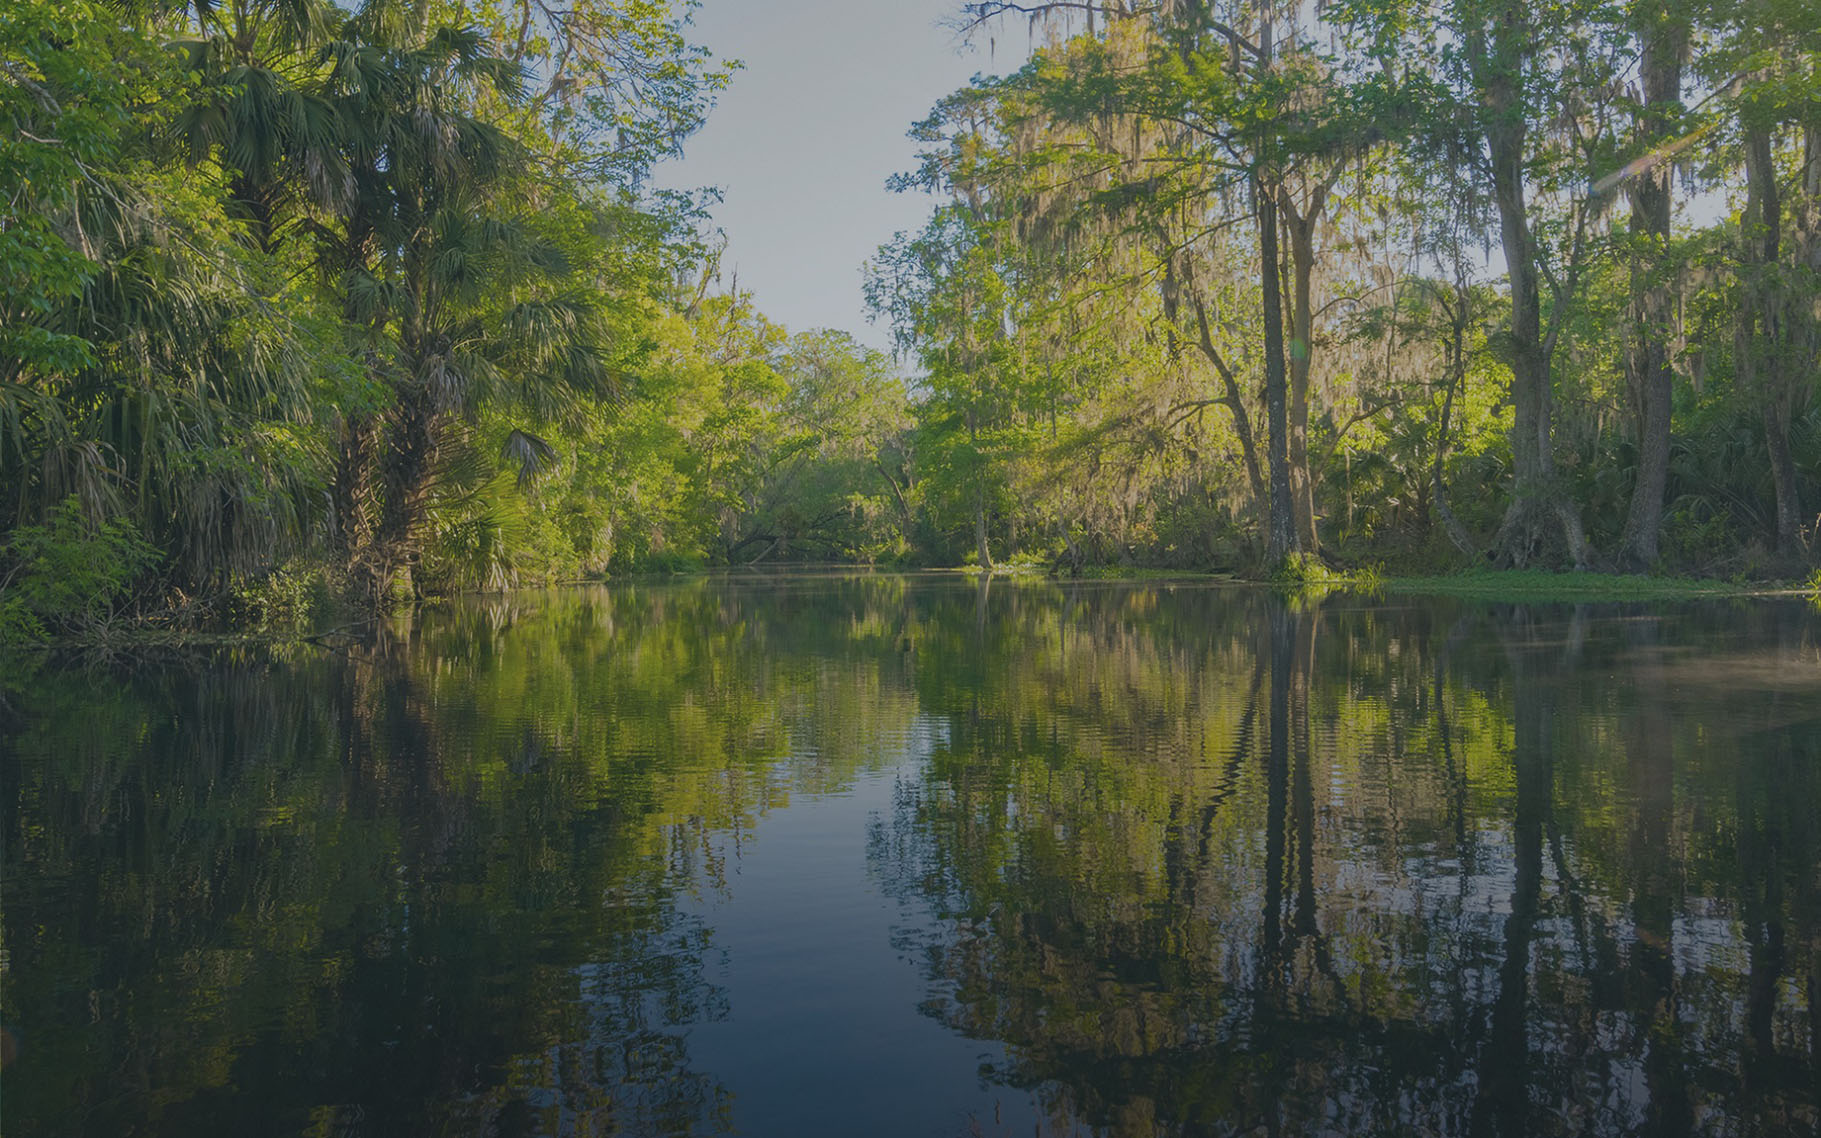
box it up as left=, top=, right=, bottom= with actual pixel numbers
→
left=0, top=499, right=158, bottom=643
left=226, top=560, right=341, bottom=634
left=1268, top=551, right=1385, bottom=594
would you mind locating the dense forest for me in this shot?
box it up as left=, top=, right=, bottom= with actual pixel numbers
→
left=4, top=0, right=1821, bottom=635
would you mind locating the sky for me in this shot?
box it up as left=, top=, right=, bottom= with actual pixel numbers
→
left=650, top=1, right=1037, bottom=354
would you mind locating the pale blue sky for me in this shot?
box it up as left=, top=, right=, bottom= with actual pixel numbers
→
left=652, top=1, right=1035, bottom=352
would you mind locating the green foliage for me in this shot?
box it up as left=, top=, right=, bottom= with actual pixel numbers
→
left=1268, top=552, right=1387, bottom=593
left=1387, top=568, right=1759, bottom=601
left=0, top=0, right=740, bottom=626
left=8, top=0, right=1821, bottom=631
left=856, top=0, right=1821, bottom=582
left=0, top=499, right=158, bottom=642
left=224, top=560, right=342, bottom=635
left=0, top=0, right=145, bottom=371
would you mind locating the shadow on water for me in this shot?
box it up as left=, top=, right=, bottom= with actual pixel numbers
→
left=2, top=574, right=1818, bottom=1136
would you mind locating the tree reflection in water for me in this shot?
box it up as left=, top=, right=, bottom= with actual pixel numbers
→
left=876, top=587, right=1821, bottom=1137
left=3, top=577, right=1818, bottom=1137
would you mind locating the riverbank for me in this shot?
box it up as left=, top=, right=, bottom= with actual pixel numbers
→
left=963, top=562, right=1804, bottom=602
left=3, top=565, right=1807, bottom=658
left=634, top=562, right=1805, bottom=603
left=1379, top=569, right=1801, bottom=602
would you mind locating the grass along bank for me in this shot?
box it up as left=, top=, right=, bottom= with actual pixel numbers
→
left=1381, top=569, right=1800, bottom=602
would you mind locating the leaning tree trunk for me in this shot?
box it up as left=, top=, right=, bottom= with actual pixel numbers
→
left=1178, top=249, right=1270, bottom=525
left=1615, top=19, right=1685, bottom=570
left=1189, top=289, right=1269, bottom=512
left=1432, top=301, right=1482, bottom=559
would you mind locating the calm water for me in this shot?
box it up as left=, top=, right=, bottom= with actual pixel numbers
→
left=3, top=573, right=1819, bottom=1137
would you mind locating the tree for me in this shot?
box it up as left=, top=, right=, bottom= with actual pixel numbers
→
left=870, top=199, right=1028, bottom=569
left=1709, top=0, right=1821, bottom=564
left=2, top=0, right=339, bottom=586
left=1460, top=0, right=1622, bottom=568
left=1613, top=0, right=1689, bottom=569
left=2, top=0, right=730, bottom=614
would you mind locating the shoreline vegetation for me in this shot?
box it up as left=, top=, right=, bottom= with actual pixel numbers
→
left=5, top=0, right=1821, bottom=645
left=952, top=563, right=1804, bottom=600
left=690, top=563, right=1802, bottom=601
left=1, top=567, right=1806, bottom=659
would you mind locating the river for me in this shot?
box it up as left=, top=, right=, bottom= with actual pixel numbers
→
left=3, top=573, right=1817, bottom=1136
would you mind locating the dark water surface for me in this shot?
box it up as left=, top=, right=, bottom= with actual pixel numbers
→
left=4, top=573, right=1819, bottom=1136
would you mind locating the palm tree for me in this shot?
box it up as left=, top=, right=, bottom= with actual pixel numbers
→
left=2, top=0, right=330, bottom=587
left=317, top=15, right=624, bottom=602
left=165, top=0, right=348, bottom=253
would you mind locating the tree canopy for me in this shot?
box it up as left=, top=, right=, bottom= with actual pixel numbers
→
left=4, top=0, right=1821, bottom=636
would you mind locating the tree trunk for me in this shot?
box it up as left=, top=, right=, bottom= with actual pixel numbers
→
left=1259, top=174, right=1297, bottom=564
left=1616, top=19, right=1685, bottom=570
left=1798, top=121, right=1821, bottom=296
left=1476, top=12, right=1590, bottom=569
left=974, top=488, right=994, bottom=571
left=1176, top=245, right=1269, bottom=537
left=1432, top=308, right=1481, bottom=559
left=966, top=391, right=994, bottom=570
left=1280, top=187, right=1324, bottom=554
left=1765, top=397, right=1803, bottom=560
left=874, top=457, right=913, bottom=530
left=374, top=385, right=440, bottom=605
left=1190, top=290, right=1269, bottom=512
left=1785, top=122, right=1821, bottom=557
left=332, top=412, right=378, bottom=583
left=1740, top=124, right=1805, bottom=562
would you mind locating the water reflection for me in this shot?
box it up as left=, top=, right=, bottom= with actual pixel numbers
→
left=2, top=576, right=1818, bottom=1136
left=875, top=588, right=1821, bottom=1137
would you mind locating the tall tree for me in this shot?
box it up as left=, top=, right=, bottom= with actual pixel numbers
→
left=1461, top=0, right=1614, bottom=568
left=1716, top=0, right=1821, bottom=563
left=954, top=1, right=1336, bottom=564
left=320, top=17, right=627, bottom=599
left=1614, top=0, right=1689, bottom=569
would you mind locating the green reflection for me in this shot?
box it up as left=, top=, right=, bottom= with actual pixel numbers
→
left=876, top=589, right=1821, bottom=1137
left=3, top=577, right=1819, bottom=1137
left=2, top=579, right=922, bottom=1137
